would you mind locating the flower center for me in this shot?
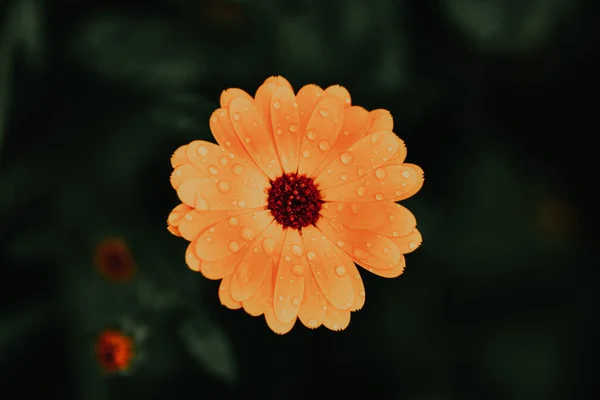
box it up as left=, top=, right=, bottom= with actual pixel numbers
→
left=267, top=173, right=323, bottom=230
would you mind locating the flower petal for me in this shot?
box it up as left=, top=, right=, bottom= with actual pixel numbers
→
left=219, top=275, right=242, bottom=310
left=270, top=86, right=302, bottom=173
left=200, top=252, right=242, bottom=280
left=302, top=226, right=355, bottom=311
left=230, top=223, right=284, bottom=302
left=320, top=202, right=416, bottom=238
left=392, top=228, right=422, bottom=254
left=167, top=204, right=192, bottom=228
left=311, top=106, right=371, bottom=177
left=185, top=242, right=201, bottom=271
left=242, top=268, right=272, bottom=316
left=167, top=225, right=181, bottom=236
left=325, top=85, right=352, bottom=107
left=315, top=131, right=402, bottom=189
left=195, top=210, right=273, bottom=262
left=210, top=108, right=257, bottom=166
left=368, top=109, right=393, bottom=132
left=273, top=230, right=306, bottom=324
left=392, top=163, right=424, bottom=201
left=298, top=96, right=345, bottom=176
left=178, top=209, right=243, bottom=241
left=323, top=306, right=351, bottom=332
left=298, top=271, right=328, bottom=329
left=367, top=256, right=406, bottom=278
left=220, top=88, right=253, bottom=108
left=320, top=164, right=422, bottom=203
left=296, top=84, right=325, bottom=134
left=229, top=96, right=283, bottom=180
left=171, top=144, right=189, bottom=168
left=318, top=219, right=402, bottom=271
left=254, top=76, right=293, bottom=129
left=265, top=306, right=296, bottom=335
left=338, top=252, right=366, bottom=311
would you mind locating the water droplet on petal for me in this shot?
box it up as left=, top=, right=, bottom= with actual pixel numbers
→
left=375, top=193, right=384, bottom=201
left=302, top=149, right=311, bottom=158
left=273, top=100, right=281, bottom=109
left=357, top=167, right=365, bottom=176
left=319, top=109, right=330, bottom=118
left=351, top=204, right=361, bottom=213
left=307, top=318, right=318, bottom=327
left=307, top=252, right=317, bottom=261
left=409, top=241, right=418, bottom=250
left=318, top=140, right=329, bottom=151
left=208, top=165, right=219, bottom=176
left=366, top=241, right=372, bottom=248
left=370, top=132, right=382, bottom=144
left=292, top=264, right=305, bottom=277
left=238, top=200, right=246, bottom=208
left=353, top=248, right=369, bottom=259
left=219, top=157, right=229, bottom=166
left=335, top=265, right=347, bottom=276
left=217, top=180, right=231, bottom=193
left=197, top=146, right=209, bottom=156
left=307, top=129, right=317, bottom=140
left=291, top=297, right=301, bottom=306
left=275, top=128, right=283, bottom=135
left=392, top=231, right=400, bottom=237
left=185, top=214, right=193, bottom=221
left=262, top=238, right=276, bottom=255
left=228, top=217, right=238, bottom=226
left=291, top=245, right=304, bottom=257
left=402, top=170, right=411, bottom=178
left=278, top=295, right=285, bottom=301
left=289, top=124, right=299, bottom=133
left=360, top=290, right=366, bottom=297
left=336, top=240, right=344, bottom=248
left=357, top=186, right=366, bottom=196
left=228, top=241, right=240, bottom=252
left=375, top=168, right=387, bottom=179
left=232, top=164, right=245, bottom=176
left=232, top=113, right=241, bottom=121
left=340, top=152, right=353, bottom=164
left=244, top=136, right=252, bottom=143
left=241, top=228, right=255, bottom=240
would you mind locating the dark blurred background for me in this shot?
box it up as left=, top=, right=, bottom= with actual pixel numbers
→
left=0, top=0, right=596, bottom=399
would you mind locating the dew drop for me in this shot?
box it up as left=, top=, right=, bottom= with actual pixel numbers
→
left=392, top=231, right=400, bottom=237
left=376, top=168, right=387, bottom=179
left=244, top=136, right=252, bottom=144
left=292, top=264, right=305, bottom=277
left=197, top=146, right=209, bottom=156
left=389, top=215, right=395, bottom=221
left=232, top=164, right=245, bottom=176
left=360, top=290, right=366, bottom=297
left=307, top=129, right=318, bottom=140
left=335, top=265, right=347, bottom=276
left=307, top=252, right=317, bottom=261
left=278, top=295, right=285, bottom=302
left=185, top=214, right=193, bottom=221
left=302, top=149, right=311, bottom=158
left=307, top=318, right=318, bottom=327
left=291, top=297, right=301, bottom=306
left=219, top=157, right=229, bottom=166
left=357, top=167, right=365, bottom=176
left=336, top=240, right=344, bottom=248
left=366, top=241, right=373, bottom=248
left=340, top=152, right=353, bottom=165
left=275, top=128, right=283, bottom=136
left=289, top=124, right=299, bottom=133
left=357, top=186, right=366, bottom=196
left=228, top=241, right=240, bottom=252
left=238, top=200, right=246, bottom=208
left=291, top=245, right=304, bottom=257
left=370, top=132, right=382, bottom=144
left=228, top=217, right=238, bottom=226
left=318, top=140, right=329, bottom=151
left=375, top=193, right=384, bottom=201
left=409, top=241, right=418, bottom=250
left=351, top=204, right=361, bottom=213
left=344, top=96, right=351, bottom=104
left=319, top=109, right=330, bottom=118
left=232, top=113, right=241, bottom=121
left=402, top=170, right=411, bottom=178
left=207, top=165, right=219, bottom=176
left=353, top=248, right=369, bottom=259
left=273, top=100, right=281, bottom=109
left=217, top=180, right=231, bottom=193
left=241, top=228, right=255, bottom=240
left=262, top=238, right=276, bottom=255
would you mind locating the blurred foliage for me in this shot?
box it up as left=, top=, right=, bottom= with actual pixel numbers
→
left=0, top=0, right=595, bottom=399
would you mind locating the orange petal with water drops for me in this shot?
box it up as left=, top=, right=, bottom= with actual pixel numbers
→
left=315, top=131, right=401, bottom=189
left=167, top=203, right=192, bottom=228
left=325, top=85, right=352, bottom=107
left=220, top=88, right=253, bottom=108
left=241, top=267, right=273, bottom=316
left=320, top=202, right=416, bottom=238
left=170, top=164, right=206, bottom=190
left=302, top=226, right=355, bottom=311
left=323, top=306, right=351, bottom=332
left=185, top=242, right=201, bottom=272
left=171, top=144, right=189, bottom=168
left=254, top=76, right=293, bottom=128
left=320, top=163, right=422, bottom=203
left=296, top=84, right=325, bottom=134
left=270, top=86, right=302, bottom=173
left=209, top=108, right=256, bottom=165
left=195, top=209, right=273, bottom=262
left=367, top=255, right=406, bottom=278
left=298, top=95, right=345, bottom=175
left=392, top=163, right=424, bottom=201
left=392, top=228, right=422, bottom=254
left=230, top=223, right=283, bottom=302
left=368, top=109, right=394, bottom=133
left=337, top=250, right=366, bottom=311
left=273, top=230, right=306, bottom=324
left=167, top=225, right=181, bottom=236
left=177, top=209, right=237, bottom=241
left=219, top=275, right=242, bottom=310
left=298, top=271, right=328, bottom=329
left=311, top=106, right=371, bottom=177
left=265, top=306, right=296, bottom=335
left=200, top=251, right=243, bottom=280
left=318, top=219, right=402, bottom=271
left=229, top=96, right=283, bottom=180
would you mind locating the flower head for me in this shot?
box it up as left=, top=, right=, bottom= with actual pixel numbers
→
left=167, top=76, right=424, bottom=334
left=95, top=329, right=134, bottom=373
left=94, top=238, right=136, bottom=282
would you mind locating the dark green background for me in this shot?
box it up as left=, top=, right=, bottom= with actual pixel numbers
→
left=0, top=0, right=594, bottom=399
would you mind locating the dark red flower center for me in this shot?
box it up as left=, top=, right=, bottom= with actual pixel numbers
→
left=267, top=173, right=323, bottom=230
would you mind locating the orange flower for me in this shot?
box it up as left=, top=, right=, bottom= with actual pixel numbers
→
left=167, top=76, right=424, bottom=334
left=95, top=329, right=134, bottom=373
left=94, top=238, right=136, bottom=282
